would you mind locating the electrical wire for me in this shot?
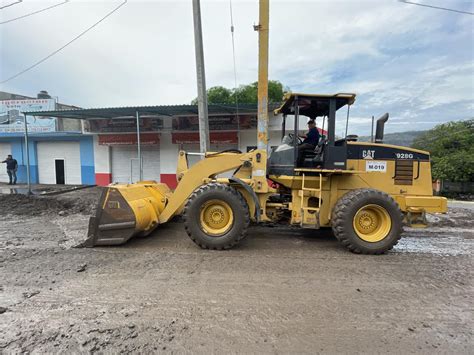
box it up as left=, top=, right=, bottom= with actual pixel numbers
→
left=0, top=0, right=22, bottom=10
left=0, top=0, right=127, bottom=84
left=0, top=0, right=68, bottom=25
left=398, top=0, right=474, bottom=15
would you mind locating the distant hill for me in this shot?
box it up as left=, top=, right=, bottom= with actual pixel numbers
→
left=357, top=130, right=426, bottom=147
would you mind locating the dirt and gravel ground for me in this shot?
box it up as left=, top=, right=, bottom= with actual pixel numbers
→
left=0, top=186, right=472, bottom=353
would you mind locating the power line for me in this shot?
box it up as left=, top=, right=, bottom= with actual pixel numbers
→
left=398, top=0, right=474, bottom=16
left=0, top=0, right=127, bottom=84
left=0, top=0, right=22, bottom=10
left=0, top=0, right=69, bottom=25
left=229, top=0, right=240, bottom=146
left=229, top=0, right=238, bottom=92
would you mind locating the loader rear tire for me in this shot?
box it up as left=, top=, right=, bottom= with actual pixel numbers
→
left=331, top=189, right=403, bottom=254
left=184, top=183, right=250, bottom=250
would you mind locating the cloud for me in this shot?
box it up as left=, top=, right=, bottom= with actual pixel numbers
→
left=0, top=0, right=472, bottom=135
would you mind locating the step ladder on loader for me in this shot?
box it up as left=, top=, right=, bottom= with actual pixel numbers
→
left=299, top=173, right=323, bottom=229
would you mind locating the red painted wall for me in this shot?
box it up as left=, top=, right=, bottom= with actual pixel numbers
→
left=160, top=174, right=178, bottom=189
left=98, top=133, right=160, bottom=145
left=172, top=131, right=238, bottom=144
left=95, top=173, right=112, bottom=186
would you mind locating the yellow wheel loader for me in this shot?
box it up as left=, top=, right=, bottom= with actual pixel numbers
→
left=84, top=91, right=447, bottom=254
left=83, top=0, right=446, bottom=254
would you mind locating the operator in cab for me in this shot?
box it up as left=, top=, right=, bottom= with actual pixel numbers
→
left=297, top=119, right=320, bottom=165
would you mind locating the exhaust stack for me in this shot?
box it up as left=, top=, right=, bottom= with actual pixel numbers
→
left=375, top=113, right=389, bottom=143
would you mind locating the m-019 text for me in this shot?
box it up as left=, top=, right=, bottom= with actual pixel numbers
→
left=366, top=161, right=387, bottom=172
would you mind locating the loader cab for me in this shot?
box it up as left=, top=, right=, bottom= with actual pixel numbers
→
left=268, top=93, right=356, bottom=176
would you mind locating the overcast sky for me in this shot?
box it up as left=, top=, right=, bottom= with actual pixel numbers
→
left=1, top=0, right=473, bottom=135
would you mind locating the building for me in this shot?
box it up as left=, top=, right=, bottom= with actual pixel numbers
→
left=0, top=90, right=94, bottom=185
left=3, top=93, right=327, bottom=188
left=28, top=104, right=311, bottom=188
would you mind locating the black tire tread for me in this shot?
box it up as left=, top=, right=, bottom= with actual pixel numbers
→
left=331, top=188, right=403, bottom=255
left=183, top=183, right=250, bottom=250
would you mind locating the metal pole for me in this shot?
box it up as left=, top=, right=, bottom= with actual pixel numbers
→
left=293, top=98, right=299, bottom=165
left=327, top=99, right=336, bottom=146
left=192, top=0, right=210, bottom=154
left=344, top=104, right=350, bottom=138
left=281, top=114, right=286, bottom=141
left=135, top=111, right=143, bottom=181
left=256, top=0, right=269, bottom=152
left=322, top=116, right=326, bottom=137
left=23, top=113, right=31, bottom=195
left=371, top=115, right=375, bottom=142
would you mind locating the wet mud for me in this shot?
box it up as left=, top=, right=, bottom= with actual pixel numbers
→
left=0, top=188, right=472, bottom=353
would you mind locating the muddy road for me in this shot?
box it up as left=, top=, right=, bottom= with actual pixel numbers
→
left=0, top=187, right=472, bottom=353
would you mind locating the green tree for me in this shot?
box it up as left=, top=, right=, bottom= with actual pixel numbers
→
left=411, top=119, right=474, bottom=182
left=233, top=82, right=258, bottom=104
left=192, top=80, right=288, bottom=105
left=191, top=86, right=233, bottom=105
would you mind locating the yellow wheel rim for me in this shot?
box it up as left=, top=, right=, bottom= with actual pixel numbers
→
left=353, top=204, right=391, bottom=243
left=199, top=199, right=234, bottom=236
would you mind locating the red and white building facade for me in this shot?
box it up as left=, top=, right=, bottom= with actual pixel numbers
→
left=85, top=108, right=325, bottom=188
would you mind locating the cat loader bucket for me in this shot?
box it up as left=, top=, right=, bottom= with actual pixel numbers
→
left=79, top=150, right=258, bottom=248
left=80, top=182, right=171, bottom=247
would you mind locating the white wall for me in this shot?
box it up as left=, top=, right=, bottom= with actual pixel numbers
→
left=93, top=135, right=111, bottom=174
left=238, top=130, right=283, bottom=152
left=0, top=143, right=11, bottom=183
left=159, top=131, right=179, bottom=175
left=92, top=124, right=292, bottom=185
left=37, top=142, right=82, bottom=184
left=238, top=130, right=255, bottom=152
left=111, top=145, right=160, bottom=183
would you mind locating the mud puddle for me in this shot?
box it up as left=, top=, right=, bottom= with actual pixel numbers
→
left=394, top=234, right=473, bottom=256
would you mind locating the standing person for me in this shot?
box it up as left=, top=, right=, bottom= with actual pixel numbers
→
left=1, top=154, right=18, bottom=185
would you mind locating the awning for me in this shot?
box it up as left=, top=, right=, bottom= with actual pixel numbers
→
left=23, top=103, right=277, bottom=120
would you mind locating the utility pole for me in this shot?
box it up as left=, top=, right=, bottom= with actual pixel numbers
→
left=23, top=113, right=31, bottom=195
left=135, top=111, right=143, bottom=181
left=255, top=0, right=269, bottom=152
left=192, top=0, right=210, bottom=154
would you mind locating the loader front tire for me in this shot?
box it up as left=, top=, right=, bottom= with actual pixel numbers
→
left=184, top=183, right=250, bottom=250
left=331, top=189, right=403, bottom=254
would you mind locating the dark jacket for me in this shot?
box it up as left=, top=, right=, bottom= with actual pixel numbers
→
left=303, top=127, right=320, bottom=145
left=2, top=158, right=18, bottom=170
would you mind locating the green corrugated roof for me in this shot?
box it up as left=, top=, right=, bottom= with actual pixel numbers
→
left=24, top=103, right=276, bottom=119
